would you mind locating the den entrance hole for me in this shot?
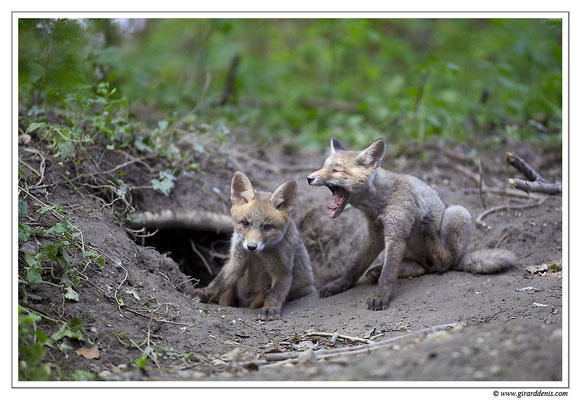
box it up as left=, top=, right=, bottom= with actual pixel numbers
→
left=142, top=229, right=230, bottom=287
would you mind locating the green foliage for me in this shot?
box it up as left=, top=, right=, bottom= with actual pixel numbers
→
left=18, top=192, right=106, bottom=305
left=70, top=370, right=98, bottom=381
left=19, top=307, right=90, bottom=381
left=89, top=18, right=561, bottom=148
left=18, top=307, right=52, bottom=381
left=19, top=18, right=561, bottom=150
left=151, top=170, right=176, bottom=196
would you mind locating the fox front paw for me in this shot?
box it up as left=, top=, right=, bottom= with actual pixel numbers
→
left=258, top=305, right=281, bottom=321
left=367, top=294, right=390, bottom=311
left=318, top=278, right=352, bottom=298
left=187, top=288, right=213, bottom=303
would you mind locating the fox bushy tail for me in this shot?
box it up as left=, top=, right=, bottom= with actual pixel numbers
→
left=455, top=249, right=517, bottom=274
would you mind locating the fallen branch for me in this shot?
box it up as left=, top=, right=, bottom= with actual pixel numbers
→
left=263, top=323, right=460, bottom=363
left=127, top=209, right=233, bottom=234
left=305, top=331, right=375, bottom=345
left=506, top=152, right=547, bottom=183
left=508, top=179, right=562, bottom=195
left=506, top=152, right=561, bottom=195
left=475, top=196, right=551, bottom=229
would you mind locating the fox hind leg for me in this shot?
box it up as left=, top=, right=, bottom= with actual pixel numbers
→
left=427, top=205, right=472, bottom=271
left=365, top=261, right=426, bottom=282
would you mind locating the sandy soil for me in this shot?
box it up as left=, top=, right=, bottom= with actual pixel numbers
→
left=17, top=136, right=563, bottom=383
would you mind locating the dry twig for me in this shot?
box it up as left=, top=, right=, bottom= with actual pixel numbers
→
left=263, top=323, right=460, bottom=363
left=506, top=152, right=547, bottom=183
left=190, top=239, right=214, bottom=276
left=477, top=158, right=486, bottom=208
left=305, top=331, right=375, bottom=345
left=506, top=152, right=561, bottom=195
left=508, top=179, right=562, bottom=195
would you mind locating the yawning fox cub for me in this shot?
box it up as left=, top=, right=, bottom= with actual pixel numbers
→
left=189, top=171, right=315, bottom=320
left=307, top=138, right=516, bottom=311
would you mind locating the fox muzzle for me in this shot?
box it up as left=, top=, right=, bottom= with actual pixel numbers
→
left=307, top=174, right=326, bottom=186
left=243, top=240, right=265, bottom=253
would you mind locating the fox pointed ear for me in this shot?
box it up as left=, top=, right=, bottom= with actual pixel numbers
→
left=330, top=137, right=347, bottom=153
left=270, top=180, right=297, bottom=211
left=231, top=171, right=255, bottom=205
left=355, top=138, right=386, bottom=169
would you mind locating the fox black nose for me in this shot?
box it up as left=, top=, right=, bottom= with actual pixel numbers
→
left=247, top=242, right=257, bottom=251
left=307, top=176, right=314, bottom=185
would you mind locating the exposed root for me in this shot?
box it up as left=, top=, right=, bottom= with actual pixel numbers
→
left=463, top=187, right=543, bottom=201
left=127, top=209, right=233, bottom=234
left=475, top=196, right=551, bottom=229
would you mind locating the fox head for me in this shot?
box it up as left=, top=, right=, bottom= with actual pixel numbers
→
left=307, top=137, right=386, bottom=218
left=230, top=171, right=297, bottom=253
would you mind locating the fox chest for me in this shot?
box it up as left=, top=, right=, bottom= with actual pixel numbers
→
left=236, top=261, right=272, bottom=307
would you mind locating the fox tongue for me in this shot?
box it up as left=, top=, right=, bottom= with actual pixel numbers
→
left=326, top=188, right=345, bottom=217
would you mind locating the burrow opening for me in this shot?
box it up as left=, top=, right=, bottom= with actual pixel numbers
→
left=142, top=229, right=230, bottom=287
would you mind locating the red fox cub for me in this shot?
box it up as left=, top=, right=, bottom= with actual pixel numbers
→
left=307, top=137, right=516, bottom=311
left=188, top=171, right=315, bottom=320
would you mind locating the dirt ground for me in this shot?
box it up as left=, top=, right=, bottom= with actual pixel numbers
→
left=17, top=133, right=564, bottom=383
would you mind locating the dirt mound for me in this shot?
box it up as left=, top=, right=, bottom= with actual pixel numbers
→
left=17, top=135, right=563, bottom=382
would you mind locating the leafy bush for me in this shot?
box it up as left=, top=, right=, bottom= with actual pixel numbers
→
left=19, top=18, right=562, bottom=150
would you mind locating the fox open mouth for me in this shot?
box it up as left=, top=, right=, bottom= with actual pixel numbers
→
left=326, top=185, right=349, bottom=218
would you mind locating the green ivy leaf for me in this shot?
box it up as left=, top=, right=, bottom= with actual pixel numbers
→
left=20, top=342, right=46, bottom=368
left=38, top=204, right=56, bottom=216
left=58, top=141, right=75, bottom=159
left=65, top=286, right=79, bottom=302
left=26, top=268, right=43, bottom=285
left=26, top=122, right=48, bottom=134
left=19, top=223, right=32, bottom=242
left=158, top=120, right=168, bottom=130
left=134, top=355, right=149, bottom=368
left=71, top=369, right=97, bottom=381
left=18, top=198, right=28, bottom=218
left=151, top=170, right=176, bottom=196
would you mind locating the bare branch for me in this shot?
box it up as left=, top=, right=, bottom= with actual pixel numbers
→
left=509, top=178, right=562, bottom=195
left=506, top=152, right=547, bottom=183
left=305, top=331, right=375, bottom=345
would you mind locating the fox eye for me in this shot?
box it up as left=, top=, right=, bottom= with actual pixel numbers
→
left=263, top=224, right=273, bottom=232
left=241, top=220, right=249, bottom=229
left=332, top=168, right=342, bottom=173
